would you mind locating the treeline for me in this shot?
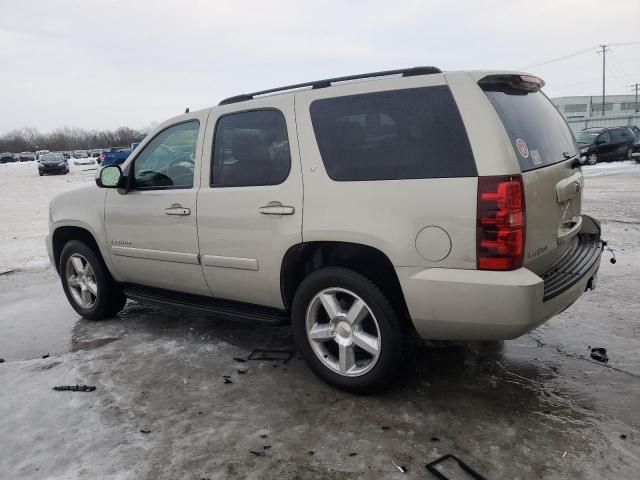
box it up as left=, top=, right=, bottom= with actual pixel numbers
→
left=0, top=126, right=151, bottom=153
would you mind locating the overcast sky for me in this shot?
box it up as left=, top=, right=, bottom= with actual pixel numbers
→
left=1, top=0, right=638, bottom=134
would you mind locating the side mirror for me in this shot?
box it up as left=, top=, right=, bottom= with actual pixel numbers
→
left=96, top=165, right=123, bottom=188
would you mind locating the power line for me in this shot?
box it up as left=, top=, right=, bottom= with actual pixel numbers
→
left=519, top=47, right=597, bottom=70
left=609, top=51, right=634, bottom=83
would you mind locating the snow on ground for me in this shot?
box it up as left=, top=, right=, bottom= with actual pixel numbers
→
left=0, top=161, right=96, bottom=273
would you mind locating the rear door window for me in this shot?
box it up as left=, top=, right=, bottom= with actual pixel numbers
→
left=211, top=109, right=291, bottom=187
left=309, top=86, right=476, bottom=181
left=482, top=88, right=578, bottom=171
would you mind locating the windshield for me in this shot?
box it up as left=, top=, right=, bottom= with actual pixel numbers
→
left=42, top=153, right=64, bottom=161
left=482, top=87, right=578, bottom=171
left=576, top=131, right=600, bottom=144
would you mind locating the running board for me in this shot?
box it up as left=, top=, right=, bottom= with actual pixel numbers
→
left=121, top=284, right=289, bottom=325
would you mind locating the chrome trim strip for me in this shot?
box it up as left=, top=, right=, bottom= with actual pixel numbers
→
left=111, top=246, right=199, bottom=265
left=202, top=254, right=258, bottom=271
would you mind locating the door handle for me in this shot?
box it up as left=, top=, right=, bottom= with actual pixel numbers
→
left=165, top=204, right=191, bottom=216
left=259, top=202, right=295, bottom=216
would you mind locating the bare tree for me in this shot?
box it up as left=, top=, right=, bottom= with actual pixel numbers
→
left=0, top=125, right=150, bottom=153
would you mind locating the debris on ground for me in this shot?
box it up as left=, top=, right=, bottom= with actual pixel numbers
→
left=233, top=357, right=247, bottom=363
left=307, top=451, right=315, bottom=456
left=392, top=458, right=407, bottom=474
left=41, top=354, right=50, bottom=359
left=620, top=434, right=627, bottom=439
left=140, top=429, right=151, bottom=434
left=430, top=437, right=440, bottom=442
left=263, top=445, right=271, bottom=450
left=0, top=358, right=5, bottom=363
left=247, top=349, right=293, bottom=363
left=349, top=452, right=357, bottom=457
left=223, top=378, right=233, bottom=384
left=381, top=426, right=391, bottom=430
left=562, top=451, right=567, bottom=458
left=237, top=367, right=248, bottom=374
left=425, top=454, right=487, bottom=480
left=249, top=450, right=266, bottom=457
left=260, top=434, right=268, bottom=438
left=590, top=347, right=609, bottom=363
left=52, top=385, right=96, bottom=392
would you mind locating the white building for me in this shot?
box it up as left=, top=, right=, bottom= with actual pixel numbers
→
left=550, top=94, right=639, bottom=134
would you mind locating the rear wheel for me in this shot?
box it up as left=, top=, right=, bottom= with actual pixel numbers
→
left=587, top=152, right=598, bottom=165
left=59, top=240, right=126, bottom=320
left=292, top=267, right=404, bottom=393
left=626, top=148, right=633, bottom=160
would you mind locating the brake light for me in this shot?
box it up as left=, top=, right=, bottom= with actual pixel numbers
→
left=477, top=175, right=525, bottom=271
left=478, top=74, right=545, bottom=93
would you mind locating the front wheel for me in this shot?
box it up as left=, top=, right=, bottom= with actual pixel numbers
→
left=292, top=267, right=405, bottom=394
left=587, top=152, right=598, bottom=165
left=59, top=240, right=126, bottom=320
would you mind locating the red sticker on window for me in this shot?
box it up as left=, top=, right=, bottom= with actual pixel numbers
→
left=516, top=138, right=529, bottom=158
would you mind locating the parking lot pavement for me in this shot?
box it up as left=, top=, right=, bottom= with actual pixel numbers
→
left=0, top=161, right=639, bottom=479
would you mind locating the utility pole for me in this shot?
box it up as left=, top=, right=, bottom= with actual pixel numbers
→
left=598, top=45, right=610, bottom=117
left=631, top=83, right=639, bottom=113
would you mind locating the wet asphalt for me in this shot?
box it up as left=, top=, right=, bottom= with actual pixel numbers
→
left=0, top=163, right=638, bottom=479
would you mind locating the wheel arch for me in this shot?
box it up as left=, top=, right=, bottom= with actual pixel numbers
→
left=280, top=241, right=411, bottom=323
left=52, top=225, right=105, bottom=274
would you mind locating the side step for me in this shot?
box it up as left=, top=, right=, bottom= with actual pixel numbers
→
left=121, top=284, right=289, bottom=325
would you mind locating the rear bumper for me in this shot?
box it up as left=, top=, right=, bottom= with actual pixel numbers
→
left=398, top=215, right=602, bottom=340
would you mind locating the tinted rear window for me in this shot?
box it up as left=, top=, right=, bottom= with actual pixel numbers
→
left=309, top=86, right=476, bottom=181
left=482, top=88, right=578, bottom=171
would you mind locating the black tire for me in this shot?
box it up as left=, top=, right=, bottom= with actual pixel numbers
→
left=292, top=267, right=404, bottom=394
left=59, top=240, right=126, bottom=320
left=39, top=172, right=43, bottom=176
left=626, top=148, right=633, bottom=160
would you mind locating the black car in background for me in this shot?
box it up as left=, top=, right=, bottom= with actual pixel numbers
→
left=19, top=152, right=36, bottom=162
left=628, top=126, right=640, bottom=163
left=38, top=152, right=69, bottom=175
left=0, top=152, right=18, bottom=163
left=577, top=126, right=635, bottom=165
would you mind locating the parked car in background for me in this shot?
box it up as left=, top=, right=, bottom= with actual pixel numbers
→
left=19, top=152, right=36, bottom=162
left=99, top=145, right=135, bottom=166
left=36, top=150, right=50, bottom=161
left=0, top=152, right=17, bottom=163
left=38, top=152, right=69, bottom=175
left=577, top=127, right=635, bottom=165
left=630, top=126, right=640, bottom=162
left=48, top=68, right=603, bottom=392
left=74, top=153, right=96, bottom=166
left=90, top=149, right=106, bottom=159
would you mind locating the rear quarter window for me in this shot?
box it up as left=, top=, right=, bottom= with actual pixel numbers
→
left=309, top=86, right=476, bottom=181
left=482, top=87, right=578, bottom=172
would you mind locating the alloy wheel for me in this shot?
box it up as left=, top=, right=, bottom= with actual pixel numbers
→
left=65, top=253, right=98, bottom=309
left=305, top=287, right=381, bottom=377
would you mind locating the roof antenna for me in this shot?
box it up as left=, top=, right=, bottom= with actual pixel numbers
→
left=185, top=107, right=190, bottom=113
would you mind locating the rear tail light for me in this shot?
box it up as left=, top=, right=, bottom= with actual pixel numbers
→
left=477, top=175, right=525, bottom=271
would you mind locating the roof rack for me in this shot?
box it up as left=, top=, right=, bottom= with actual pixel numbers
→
left=218, top=66, right=442, bottom=106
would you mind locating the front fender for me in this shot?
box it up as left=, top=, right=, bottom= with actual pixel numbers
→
left=49, top=187, right=122, bottom=281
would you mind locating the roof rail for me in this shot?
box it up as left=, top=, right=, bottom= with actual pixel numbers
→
left=218, top=66, right=442, bottom=106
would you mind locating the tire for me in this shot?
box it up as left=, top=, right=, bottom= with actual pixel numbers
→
left=626, top=148, right=633, bottom=160
left=587, top=152, right=598, bottom=165
left=39, top=172, right=43, bottom=176
left=59, top=240, right=126, bottom=320
left=292, top=267, right=404, bottom=394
